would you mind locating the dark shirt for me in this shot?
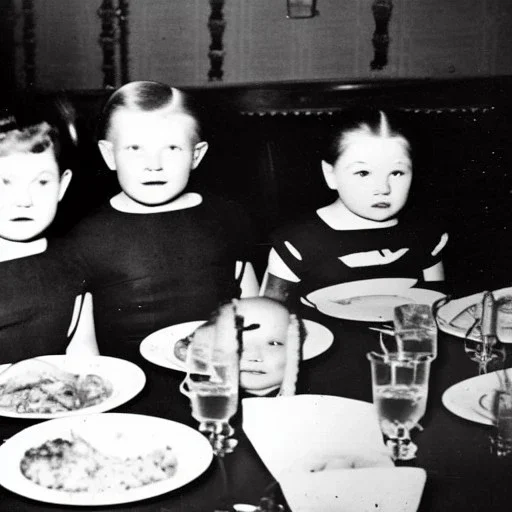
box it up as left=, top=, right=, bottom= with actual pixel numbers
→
left=0, top=242, right=84, bottom=364
left=66, top=194, right=253, bottom=360
left=271, top=212, right=448, bottom=296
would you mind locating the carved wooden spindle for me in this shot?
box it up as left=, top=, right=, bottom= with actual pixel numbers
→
left=208, top=0, right=226, bottom=82
left=370, top=0, right=393, bottom=71
left=117, top=0, right=129, bottom=84
left=22, top=0, right=36, bottom=88
left=97, top=0, right=117, bottom=88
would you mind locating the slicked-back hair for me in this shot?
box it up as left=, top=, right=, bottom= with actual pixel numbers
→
left=322, top=108, right=411, bottom=166
left=96, top=81, right=205, bottom=142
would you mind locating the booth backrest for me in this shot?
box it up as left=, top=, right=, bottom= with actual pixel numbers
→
left=51, top=77, right=512, bottom=290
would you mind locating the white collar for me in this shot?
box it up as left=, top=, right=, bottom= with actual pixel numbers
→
left=110, top=192, right=202, bottom=214
left=0, top=238, right=48, bottom=262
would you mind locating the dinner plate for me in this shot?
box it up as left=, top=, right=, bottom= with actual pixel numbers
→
left=0, top=413, right=213, bottom=506
left=139, top=319, right=334, bottom=372
left=302, top=278, right=446, bottom=322
left=436, top=287, right=512, bottom=342
left=0, top=355, right=146, bottom=419
left=441, top=368, right=512, bottom=425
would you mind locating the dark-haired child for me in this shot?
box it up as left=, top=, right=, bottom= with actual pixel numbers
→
left=0, top=98, right=96, bottom=363
left=262, top=109, right=448, bottom=303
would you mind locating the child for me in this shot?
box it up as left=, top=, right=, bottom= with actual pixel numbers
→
left=236, top=297, right=305, bottom=397
left=181, top=297, right=305, bottom=397
left=0, top=97, right=96, bottom=363
left=262, top=109, right=448, bottom=303
left=67, top=81, right=258, bottom=361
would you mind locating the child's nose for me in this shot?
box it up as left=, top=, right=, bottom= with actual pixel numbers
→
left=242, top=345, right=263, bottom=362
left=145, top=153, right=164, bottom=171
left=14, top=187, right=33, bottom=207
left=373, top=178, right=391, bottom=195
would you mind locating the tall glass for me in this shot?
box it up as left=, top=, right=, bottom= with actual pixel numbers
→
left=393, top=303, right=437, bottom=359
left=367, top=351, right=432, bottom=461
left=496, top=296, right=512, bottom=344
left=180, top=320, right=239, bottom=456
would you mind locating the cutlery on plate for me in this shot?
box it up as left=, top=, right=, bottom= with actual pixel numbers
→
left=368, top=326, right=395, bottom=336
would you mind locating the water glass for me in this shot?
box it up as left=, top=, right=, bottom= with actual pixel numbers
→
left=491, top=390, right=512, bottom=457
left=367, top=351, right=433, bottom=461
left=393, top=304, right=438, bottom=359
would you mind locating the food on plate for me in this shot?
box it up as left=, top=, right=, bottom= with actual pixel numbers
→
left=0, top=359, right=112, bottom=414
left=20, top=434, right=177, bottom=492
left=174, top=334, right=193, bottom=362
left=173, top=322, right=214, bottom=363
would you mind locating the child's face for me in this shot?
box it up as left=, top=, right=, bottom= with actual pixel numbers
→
left=238, top=298, right=290, bottom=395
left=98, top=109, right=207, bottom=207
left=322, top=133, right=412, bottom=222
left=0, top=148, right=71, bottom=242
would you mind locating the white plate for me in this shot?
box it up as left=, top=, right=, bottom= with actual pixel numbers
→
left=0, top=413, right=213, bottom=506
left=140, top=319, right=334, bottom=372
left=437, top=287, right=512, bottom=342
left=0, top=355, right=146, bottom=419
left=441, top=368, right=512, bottom=425
left=303, top=278, right=446, bottom=322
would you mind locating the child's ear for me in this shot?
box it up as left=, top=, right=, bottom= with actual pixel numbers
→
left=321, top=160, right=337, bottom=190
left=191, top=141, right=208, bottom=170
left=98, top=140, right=116, bottom=171
left=58, top=169, right=73, bottom=201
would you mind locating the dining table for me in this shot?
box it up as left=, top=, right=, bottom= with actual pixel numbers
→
left=1, top=281, right=512, bottom=512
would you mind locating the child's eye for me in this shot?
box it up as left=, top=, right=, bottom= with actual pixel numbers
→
left=1, top=178, right=11, bottom=185
left=167, top=145, right=181, bottom=151
left=126, top=145, right=140, bottom=151
left=268, top=340, right=284, bottom=347
left=38, top=180, right=49, bottom=186
left=391, top=170, right=406, bottom=177
left=354, top=170, right=370, bottom=177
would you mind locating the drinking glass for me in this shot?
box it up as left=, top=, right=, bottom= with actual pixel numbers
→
left=393, top=303, right=438, bottom=359
left=464, top=291, right=506, bottom=375
left=367, top=351, right=432, bottom=461
left=491, top=390, right=512, bottom=457
left=180, top=322, right=239, bottom=456
left=496, top=296, right=512, bottom=344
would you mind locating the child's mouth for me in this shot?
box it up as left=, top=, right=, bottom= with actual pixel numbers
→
left=11, top=217, right=33, bottom=222
left=142, top=181, right=167, bottom=185
left=372, top=202, right=391, bottom=208
left=241, top=369, right=266, bottom=375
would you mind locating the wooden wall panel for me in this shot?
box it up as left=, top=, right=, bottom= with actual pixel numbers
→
left=32, top=0, right=102, bottom=89
left=10, top=0, right=512, bottom=90
left=128, top=0, right=210, bottom=86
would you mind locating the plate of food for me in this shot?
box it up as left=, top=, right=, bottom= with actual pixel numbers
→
left=0, top=355, right=145, bottom=419
left=436, top=287, right=512, bottom=342
left=0, top=413, right=213, bottom=506
left=441, top=368, right=512, bottom=425
left=139, top=319, right=334, bottom=372
left=302, top=278, right=446, bottom=322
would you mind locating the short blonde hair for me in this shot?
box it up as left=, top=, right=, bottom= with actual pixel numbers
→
left=97, top=81, right=204, bottom=142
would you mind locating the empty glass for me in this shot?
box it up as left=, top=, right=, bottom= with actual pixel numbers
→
left=393, top=303, right=438, bottom=359
left=367, top=351, right=433, bottom=461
